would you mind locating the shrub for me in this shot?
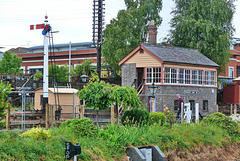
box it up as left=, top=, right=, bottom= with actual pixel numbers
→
left=60, top=118, right=97, bottom=137
left=121, top=109, right=149, bottom=126
left=163, top=106, right=176, bottom=125
left=201, top=112, right=239, bottom=136
left=22, top=127, right=51, bottom=140
left=230, top=114, right=240, bottom=123
left=149, top=112, right=165, bottom=125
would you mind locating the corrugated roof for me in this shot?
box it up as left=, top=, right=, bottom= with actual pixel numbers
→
left=28, top=42, right=94, bottom=50
left=142, top=44, right=219, bottom=67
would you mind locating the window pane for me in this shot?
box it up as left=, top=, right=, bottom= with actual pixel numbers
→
left=179, top=69, right=184, bottom=84
left=185, top=69, right=190, bottom=84
left=146, top=68, right=152, bottom=83
left=192, top=70, right=197, bottom=84
left=164, top=68, right=170, bottom=83
left=146, top=67, right=161, bottom=83
left=198, top=71, right=203, bottom=85
left=171, top=68, right=177, bottom=83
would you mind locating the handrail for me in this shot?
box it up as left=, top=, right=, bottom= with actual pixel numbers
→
left=136, top=79, right=145, bottom=91
left=130, top=79, right=137, bottom=88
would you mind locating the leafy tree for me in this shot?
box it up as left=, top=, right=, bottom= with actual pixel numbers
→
left=0, top=81, right=11, bottom=129
left=169, top=0, right=235, bottom=73
left=77, top=81, right=114, bottom=126
left=34, top=70, right=43, bottom=81
left=73, top=59, right=94, bottom=78
left=78, top=80, right=144, bottom=125
left=102, top=0, right=163, bottom=70
left=49, top=64, right=69, bottom=82
left=0, top=51, right=22, bottom=74
left=112, top=85, right=144, bottom=124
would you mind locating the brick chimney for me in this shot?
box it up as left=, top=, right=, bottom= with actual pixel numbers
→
left=148, top=20, right=157, bottom=45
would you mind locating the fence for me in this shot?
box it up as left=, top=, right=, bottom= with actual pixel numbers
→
left=218, top=104, right=240, bottom=116
left=3, top=90, right=112, bottom=131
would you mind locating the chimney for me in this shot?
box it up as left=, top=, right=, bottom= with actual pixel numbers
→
left=148, top=20, right=157, bottom=45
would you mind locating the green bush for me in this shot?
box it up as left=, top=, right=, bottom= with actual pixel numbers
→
left=121, top=109, right=149, bottom=126
left=201, top=112, right=240, bottom=136
left=163, top=106, right=176, bottom=125
left=60, top=118, right=97, bottom=137
left=149, top=112, right=165, bottom=125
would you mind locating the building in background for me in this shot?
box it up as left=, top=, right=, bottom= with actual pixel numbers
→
left=16, top=42, right=98, bottom=74
left=220, top=38, right=240, bottom=104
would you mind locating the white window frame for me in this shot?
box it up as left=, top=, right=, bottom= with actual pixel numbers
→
left=205, top=71, right=215, bottom=86
left=28, top=66, right=43, bottom=74
left=192, top=70, right=203, bottom=85
left=146, top=67, right=161, bottom=84
left=164, top=67, right=177, bottom=84
left=184, top=69, right=191, bottom=84
left=229, top=66, right=234, bottom=78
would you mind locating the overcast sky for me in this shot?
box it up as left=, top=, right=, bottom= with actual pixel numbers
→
left=0, top=0, right=239, bottom=52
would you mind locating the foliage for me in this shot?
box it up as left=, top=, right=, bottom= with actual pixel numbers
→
left=78, top=81, right=114, bottom=111
left=0, top=81, right=11, bottom=129
left=169, top=0, right=235, bottom=73
left=112, top=85, right=144, bottom=110
left=149, top=112, right=165, bottom=126
left=1, top=123, right=239, bottom=160
left=49, top=63, right=69, bottom=82
left=0, top=51, right=22, bottom=74
left=102, top=0, right=163, bottom=70
left=163, top=106, right=176, bottom=125
left=22, top=127, right=51, bottom=140
left=60, top=118, right=97, bottom=137
left=34, top=70, right=43, bottom=81
left=121, top=108, right=149, bottom=126
left=73, top=59, right=94, bottom=78
left=230, top=114, right=240, bottom=123
left=201, top=112, right=240, bottom=137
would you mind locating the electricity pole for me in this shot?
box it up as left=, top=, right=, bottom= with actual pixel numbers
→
left=92, top=0, right=105, bottom=80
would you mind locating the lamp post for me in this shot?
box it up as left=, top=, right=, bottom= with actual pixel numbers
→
left=148, top=82, right=158, bottom=113
left=80, top=74, right=88, bottom=119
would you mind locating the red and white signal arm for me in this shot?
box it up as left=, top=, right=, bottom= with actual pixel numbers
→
left=30, top=24, right=44, bottom=30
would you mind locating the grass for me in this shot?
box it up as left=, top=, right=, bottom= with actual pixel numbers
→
left=0, top=122, right=239, bottom=161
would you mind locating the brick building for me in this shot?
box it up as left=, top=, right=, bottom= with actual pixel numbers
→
left=219, top=38, right=240, bottom=104
left=17, top=42, right=98, bottom=74
left=119, top=21, right=219, bottom=115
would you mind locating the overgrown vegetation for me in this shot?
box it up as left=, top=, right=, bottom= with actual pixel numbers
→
left=149, top=112, right=165, bottom=126
left=0, top=114, right=239, bottom=160
left=0, top=80, right=12, bottom=129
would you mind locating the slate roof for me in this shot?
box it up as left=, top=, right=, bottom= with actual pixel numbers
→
left=142, top=44, right=219, bottom=67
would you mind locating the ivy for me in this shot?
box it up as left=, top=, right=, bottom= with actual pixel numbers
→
left=0, top=81, right=11, bottom=129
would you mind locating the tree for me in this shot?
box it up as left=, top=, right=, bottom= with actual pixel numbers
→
left=49, top=63, right=69, bottom=82
left=112, top=85, right=143, bottom=124
left=0, top=51, right=22, bottom=74
left=78, top=81, right=114, bottom=126
left=73, top=59, right=94, bottom=78
left=102, top=0, right=163, bottom=70
left=0, top=81, right=11, bottom=129
left=169, top=0, right=235, bottom=73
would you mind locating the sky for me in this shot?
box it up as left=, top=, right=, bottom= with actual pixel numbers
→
left=0, top=0, right=239, bottom=52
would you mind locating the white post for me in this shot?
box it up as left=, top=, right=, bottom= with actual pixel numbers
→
left=69, top=41, right=71, bottom=82
left=43, top=16, right=49, bottom=108
left=195, top=103, right=199, bottom=124
left=74, top=155, right=77, bottom=161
